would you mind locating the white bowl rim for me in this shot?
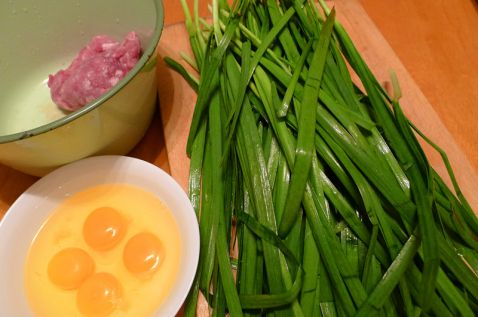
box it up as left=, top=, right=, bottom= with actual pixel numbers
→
left=0, top=155, right=199, bottom=317
left=0, top=0, right=164, bottom=144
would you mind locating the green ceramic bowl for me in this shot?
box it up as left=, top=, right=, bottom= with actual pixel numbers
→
left=0, top=0, right=164, bottom=176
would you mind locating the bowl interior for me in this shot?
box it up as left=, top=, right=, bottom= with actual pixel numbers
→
left=0, top=155, right=199, bottom=316
left=0, top=0, right=161, bottom=138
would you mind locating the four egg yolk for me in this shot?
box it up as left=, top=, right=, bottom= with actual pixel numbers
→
left=76, top=272, right=123, bottom=316
left=47, top=248, right=95, bottom=290
left=123, top=232, right=164, bottom=276
left=46, top=207, right=165, bottom=316
left=83, top=207, right=127, bottom=251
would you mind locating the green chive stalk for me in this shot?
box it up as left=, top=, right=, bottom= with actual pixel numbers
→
left=169, top=0, right=478, bottom=315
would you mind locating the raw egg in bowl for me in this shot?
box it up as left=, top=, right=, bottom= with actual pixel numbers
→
left=0, top=155, right=199, bottom=317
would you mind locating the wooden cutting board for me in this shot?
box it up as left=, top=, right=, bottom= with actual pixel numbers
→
left=157, top=3, right=478, bottom=314
left=157, top=0, right=478, bottom=212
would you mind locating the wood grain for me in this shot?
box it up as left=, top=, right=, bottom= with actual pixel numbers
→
left=359, top=0, right=478, bottom=171
left=331, top=0, right=478, bottom=209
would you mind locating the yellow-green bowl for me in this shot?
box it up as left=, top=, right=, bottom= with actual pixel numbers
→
left=0, top=0, right=164, bottom=176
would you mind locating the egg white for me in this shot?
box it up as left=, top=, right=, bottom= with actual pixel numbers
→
left=24, top=183, right=182, bottom=317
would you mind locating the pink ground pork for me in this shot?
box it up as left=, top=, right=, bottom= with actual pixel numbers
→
left=48, top=32, right=141, bottom=111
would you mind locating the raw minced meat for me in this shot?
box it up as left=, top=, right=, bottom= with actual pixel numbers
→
left=48, top=32, right=141, bottom=111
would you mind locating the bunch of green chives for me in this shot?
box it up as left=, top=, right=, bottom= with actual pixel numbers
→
left=168, top=0, right=478, bottom=315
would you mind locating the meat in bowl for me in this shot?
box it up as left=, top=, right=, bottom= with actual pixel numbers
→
left=48, top=32, right=141, bottom=111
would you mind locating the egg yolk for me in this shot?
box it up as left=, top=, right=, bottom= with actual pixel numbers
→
left=83, top=207, right=126, bottom=251
left=76, top=272, right=123, bottom=316
left=123, top=232, right=163, bottom=276
left=47, top=248, right=95, bottom=290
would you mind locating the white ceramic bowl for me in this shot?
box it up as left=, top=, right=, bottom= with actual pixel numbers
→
left=0, top=155, right=199, bottom=316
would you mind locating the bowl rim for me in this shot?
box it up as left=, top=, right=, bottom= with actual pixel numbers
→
left=0, top=0, right=164, bottom=144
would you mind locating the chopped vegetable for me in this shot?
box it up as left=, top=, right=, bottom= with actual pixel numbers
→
left=172, top=0, right=478, bottom=315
